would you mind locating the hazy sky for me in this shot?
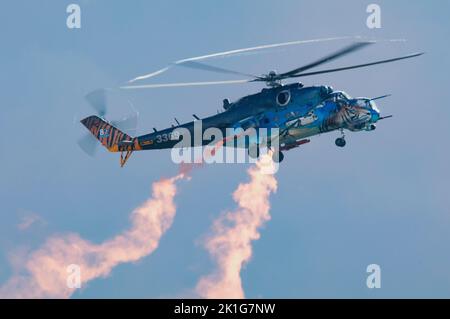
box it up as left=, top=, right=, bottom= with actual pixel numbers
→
left=1, top=0, right=449, bottom=298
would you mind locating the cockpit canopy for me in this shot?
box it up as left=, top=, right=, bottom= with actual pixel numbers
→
left=325, top=91, right=380, bottom=112
left=369, top=100, right=379, bottom=112
left=326, top=91, right=351, bottom=103
left=351, top=98, right=380, bottom=112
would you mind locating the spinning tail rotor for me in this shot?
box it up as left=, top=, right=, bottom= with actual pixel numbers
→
left=78, top=89, right=139, bottom=157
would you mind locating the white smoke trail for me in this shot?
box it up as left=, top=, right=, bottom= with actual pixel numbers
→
left=196, top=155, right=277, bottom=298
left=121, top=79, right=251, bottom=90
left=0, top=173, right=187, bottom=299
left=128, top=36, right=359, bottom=83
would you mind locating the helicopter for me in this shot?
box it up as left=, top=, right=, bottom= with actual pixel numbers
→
left=80, top=40, right=423, bottom=167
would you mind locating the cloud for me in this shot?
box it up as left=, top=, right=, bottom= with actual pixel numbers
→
left=0, top=173, right=186, bottom=298
left=17, top=212, right=45, bottom=231
left=195, top=155, right=277, bottom=298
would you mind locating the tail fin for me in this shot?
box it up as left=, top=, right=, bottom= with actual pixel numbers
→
left=80, top=115, right=134, bottom=152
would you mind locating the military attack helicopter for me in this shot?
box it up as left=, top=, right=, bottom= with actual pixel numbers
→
left=80, top=39, right=423, bottom=167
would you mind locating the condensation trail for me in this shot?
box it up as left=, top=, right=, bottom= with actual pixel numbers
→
left=0, top=173, right=187, bottom=298
left=128, top=36, right=359, bottom=83
left=196, top=155, right=278, bottom=298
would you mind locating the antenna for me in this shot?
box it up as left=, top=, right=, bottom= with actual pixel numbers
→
left=370, top=94, right=392, bottom=101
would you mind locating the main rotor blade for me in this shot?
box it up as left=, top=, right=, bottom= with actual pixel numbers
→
left=178, top=61, right=258, bottom=78
left=128, top=36, right=360, bottom=83
left=121, top=79, right=251, bottom=90
left=291, top=52, right=424, bottom=78
left=279, top=42, right=373, bottom=78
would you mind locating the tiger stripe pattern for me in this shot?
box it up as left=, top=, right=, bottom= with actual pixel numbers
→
left=80, top=115, right=136, bottom=152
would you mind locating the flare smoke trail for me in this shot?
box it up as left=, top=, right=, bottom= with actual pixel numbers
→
left=196, top=155, right=278, bottom=298
left=0, top=173, right=186, bottom=298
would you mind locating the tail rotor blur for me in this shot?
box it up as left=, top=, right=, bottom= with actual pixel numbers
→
left=78, top=89, right=139, bottom=157
left=85, top=89, right=108, bottom=117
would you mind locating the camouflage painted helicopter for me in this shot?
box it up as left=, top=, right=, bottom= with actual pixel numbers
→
left=80, top=40, right=423, bottom=166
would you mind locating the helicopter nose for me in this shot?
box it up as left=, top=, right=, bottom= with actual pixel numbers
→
left=371, top=109, right=380, bottom=122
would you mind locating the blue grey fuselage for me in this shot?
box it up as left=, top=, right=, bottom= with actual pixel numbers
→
left=136, top=83, right=380, bottom=150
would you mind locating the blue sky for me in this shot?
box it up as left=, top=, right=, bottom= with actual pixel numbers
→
left=0, top=0, right=449, bottom=298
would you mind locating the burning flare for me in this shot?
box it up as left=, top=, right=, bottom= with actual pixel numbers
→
left=196, top=155, right=278, bottom=298
left=0, top=174, right=186, bottom=299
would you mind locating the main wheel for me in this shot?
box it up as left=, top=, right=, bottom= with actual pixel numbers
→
left=272, top=151, right=284, bottom=163
left=335, top=137, right=346, bottom=148
left=248, top=145, right=260, bottom=159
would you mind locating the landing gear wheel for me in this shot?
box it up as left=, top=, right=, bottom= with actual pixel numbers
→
left=272, top=151, right=284, bottom=163
left=335, top=137, right=346, bottom=148
left=248, top=145, right=260, bottom=159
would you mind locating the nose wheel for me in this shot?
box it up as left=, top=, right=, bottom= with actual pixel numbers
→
left=335, top=137, right=346, bottom=147
left=272, top=150, right=284, bottom=163
left=248, top=145, right=260, bottom=159
left=335, top=129, right=346, bottom=148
